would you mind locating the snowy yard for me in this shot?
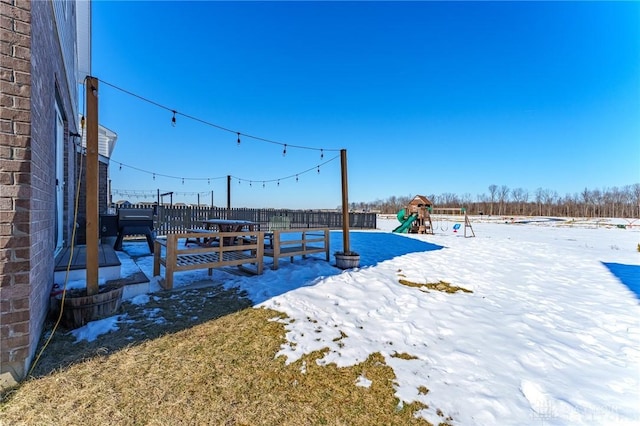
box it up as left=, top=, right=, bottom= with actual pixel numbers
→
left=76, top=216, right=639, bottom=425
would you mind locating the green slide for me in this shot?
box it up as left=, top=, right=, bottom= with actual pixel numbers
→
left=392, top=209, right=418, bottom=233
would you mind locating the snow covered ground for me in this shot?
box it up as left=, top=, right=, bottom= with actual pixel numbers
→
left=72, top=216, right=640, bottom=425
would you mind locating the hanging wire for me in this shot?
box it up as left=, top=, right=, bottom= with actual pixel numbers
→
left=112, top=160, right=227, bottom=182
left=98, top=78, right=344, bottom=189
left=98, top=78, right=341, bottom=154
left=231, top=153, right=339, bottom=185
left=112, top=188, right=212, bottom=197
left=111, top=153, right=339, bottom=187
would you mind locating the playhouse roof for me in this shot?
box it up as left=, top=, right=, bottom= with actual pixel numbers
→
left=410, top=195, right=432, bottom=206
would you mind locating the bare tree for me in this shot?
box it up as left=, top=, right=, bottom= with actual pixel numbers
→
left=354, top=183, right=639, bottom=218
left=488, top=184, right=498, bottom=215
left=632, top=184, right=640, bottom=218
left=535, top=187, right=544, bottom=216
left=540, top=189, right=557, bottom=216
left=511, top=187, right=527, bottom=215
left=498, top=185, right=510, bottom=215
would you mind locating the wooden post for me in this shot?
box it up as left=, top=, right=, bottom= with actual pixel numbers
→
left=340, top=149, right=350, bottom=254
left=85, top=77, right=99, bottom=296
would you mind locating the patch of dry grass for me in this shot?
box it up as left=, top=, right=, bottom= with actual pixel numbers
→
left=1, top=284, right=453, bottom=425
left=391, top=352, right=419, bottom=360
left=398, top=279, right=473, bottom=294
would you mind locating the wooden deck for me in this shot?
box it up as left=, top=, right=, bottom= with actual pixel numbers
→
left=54, top=244, right=121, bottom=272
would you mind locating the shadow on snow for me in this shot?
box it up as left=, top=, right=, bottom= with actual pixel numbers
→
left=602, top=262, right=640, bottom=301
left=27, top=232, right=441, bottom=378
left=330, top=231, right=442, bottom=267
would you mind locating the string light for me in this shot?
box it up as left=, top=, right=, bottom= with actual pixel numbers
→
left=112, top=188, right=212, bottom=198
left=96, top=80, right=345, bottom=189
left=98, top=79, right=340, bottom=155
left=262, top=181, right=265, bottom=188
left=277, top=180, right=280, bottom=187
left=111, top=154, right=339, bottom=188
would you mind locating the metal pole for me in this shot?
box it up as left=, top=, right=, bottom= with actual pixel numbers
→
left=85, top=77, right=99, bottom=295
left=227, top=175, right=231, bottom=210
left=340, top=149, right=350, bottom=254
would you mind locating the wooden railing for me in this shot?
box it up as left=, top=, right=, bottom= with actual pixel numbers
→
left=109, top=205, right=377, bottom=236
left=264, top=228, right=330, bottom=270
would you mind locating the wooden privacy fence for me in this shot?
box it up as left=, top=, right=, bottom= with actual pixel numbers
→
left=112, top=205, right=377, bottom=236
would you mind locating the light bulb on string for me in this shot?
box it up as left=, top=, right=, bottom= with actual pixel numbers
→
left=249, top=181, right=252, bottom=187
left=208, top=178, right=210, bottom=185
left=237, top=132, right=241, bottom=146
left=153, top=173, right=156, bottom=181
left=317, top=165, right=320, bottom=174
left=262, top=181, right=265, bottom=188
left=277, top=180, right=280, bottom=187
left=320, top=149, right=324, bottom=159
left=171, top=111, right=177, bottom=127
left=119, top=164, right=122, bottom=171
left=182, top=178, right=184, bottom=185
left=296, top=174, right=299, bottom=183
left=283, top=144, right=287, bottom=157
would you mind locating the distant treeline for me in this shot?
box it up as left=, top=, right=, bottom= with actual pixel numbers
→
left=350, top=183, right=640, bottom=218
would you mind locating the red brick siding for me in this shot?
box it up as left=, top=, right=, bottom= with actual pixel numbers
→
left=0, top=0, right=79, bottom=382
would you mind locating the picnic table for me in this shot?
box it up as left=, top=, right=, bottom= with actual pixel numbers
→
left=186, top=219, right=260, bottom=247
left=202, top=219, right=259, bottom=232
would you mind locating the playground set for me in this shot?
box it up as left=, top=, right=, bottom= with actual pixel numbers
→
left=393, top=195, right=475, bottom=238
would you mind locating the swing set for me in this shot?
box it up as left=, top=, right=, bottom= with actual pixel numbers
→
left=428, top=207, right=475, bottom=237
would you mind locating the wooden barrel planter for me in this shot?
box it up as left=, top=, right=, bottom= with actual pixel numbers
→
left=335, top=252, right=360, bottom=269
left=60, top=284, right=124, bottom=329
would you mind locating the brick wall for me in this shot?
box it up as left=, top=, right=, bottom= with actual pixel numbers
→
left=0, top=0, right=78, bottom=384
left=0, top=0, right=34, bottom=383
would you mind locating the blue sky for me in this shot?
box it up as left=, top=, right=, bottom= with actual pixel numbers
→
left=92, top=1, right=639, bottom=209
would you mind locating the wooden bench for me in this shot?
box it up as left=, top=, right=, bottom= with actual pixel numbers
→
left=264, top=228, right=330, bottom=270
left=153, top=230, right=264, bottom=290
